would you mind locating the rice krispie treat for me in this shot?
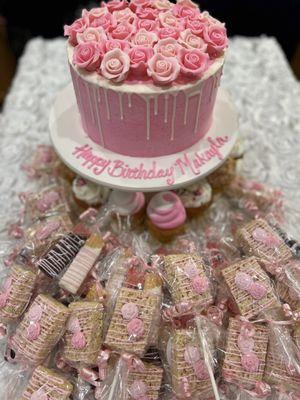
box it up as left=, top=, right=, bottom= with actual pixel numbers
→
left=127, top=363, right=163, bottom=400
left=236, top=219, right=293, bottom=270
left=62, top=301, right=104, bottom=367
left=10, top=294, right=69, bottom=365
left=164, top=254, right=213, bottom=311
left=222, top=318, right=269, bottom=390
left=221, top=257, right=279, bottom=319
left=21, top=365, right=73, bottom=400
left=169, top=328, right=214, bottom=399
left=104, top=287, right=159, bottom=356
left=59, top=233, right=104, bottom=294
left=0, top=265, right=36, bottom=322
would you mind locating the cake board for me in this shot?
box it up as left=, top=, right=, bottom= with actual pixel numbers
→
left=49, top=84, right=239, bottom=192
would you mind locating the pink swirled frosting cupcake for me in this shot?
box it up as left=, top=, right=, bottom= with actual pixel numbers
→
left=147, top=191, right=186, bottom=242
left=108, top=190, right=146, bottom=227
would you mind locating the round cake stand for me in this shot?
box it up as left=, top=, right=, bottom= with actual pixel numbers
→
left=49, top=84, right=239, bottom=192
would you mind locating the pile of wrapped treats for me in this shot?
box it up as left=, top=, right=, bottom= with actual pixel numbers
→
left=0, top=143, right=299, bottom=400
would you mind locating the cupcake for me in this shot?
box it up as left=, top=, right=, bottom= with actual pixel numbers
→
left=147, top=192, right=187, bottom=243
left=72, top=176, right=110, bottom=209
left=108, top=190, right=146, bottom=228
left=176, top=179, right=213, bottom=217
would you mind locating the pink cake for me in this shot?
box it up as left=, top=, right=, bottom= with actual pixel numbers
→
left=65, top=0, right=228, bottom=157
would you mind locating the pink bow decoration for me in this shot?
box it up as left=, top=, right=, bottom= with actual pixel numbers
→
left=27, top=304, right=43, bottom=341
left=129, top=380, right=149, bottom=400
left=30, top=388, right=49, bottom=400
left=235, top=272, right=267, bottom=300
left=237, top=323, right=260, bottom=373
left=36, top=191, right=60, bottom=212
left=252, top=227, right=282, bottom=248
left=121, top=353, right=145, bottom=373
left=0, top=277, right=12, bottom=308
left=162, top=301, right=194, bottom=322
left=67, top=316, right=86, bottom=349
left=97, top=349, right=111, bottom=381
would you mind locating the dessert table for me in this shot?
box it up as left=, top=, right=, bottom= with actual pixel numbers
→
left=0, top=35, right=300, bottom=245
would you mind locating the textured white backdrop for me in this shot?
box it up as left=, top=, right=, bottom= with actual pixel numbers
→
left=0, top=36, right=300, bottom=394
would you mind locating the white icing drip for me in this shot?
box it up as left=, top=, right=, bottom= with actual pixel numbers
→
left=209, top=75, right=217, bottom=103
left=194, top=87, right=203, bottom=134
left=184, top=93, right=189, bottom=125
left=154, top=95, right=158, bottom=116
left=128, top=93, right=132, bottom=108
left=145, top=97, right=150, bottom=141
left=118, top=93, right=124, bottom=120
left=93, top=88, right=104, bottom=146
left=170, top=94, right=178, bottom=141
left=86, top=83, right=95, bottom=125
left=103, top=88, right=111, bottom=120
left=97, top=88, right=101, bottom=104
left=164, top=95, right=169, bottom=123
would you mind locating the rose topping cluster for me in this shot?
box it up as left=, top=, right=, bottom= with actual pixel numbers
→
left=64, top=0, right=228, bottom=85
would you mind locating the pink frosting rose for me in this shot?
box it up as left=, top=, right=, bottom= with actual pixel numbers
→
left=176, top=0, right=198, bottom=8
left=73, top=42, right=102, bottom=72
left=104, top=39, right=131, bottom=53
left=180, top=29, right=207, bottom=51
left=64, top=18, right=87, bottom=46
left=129, top=0, right=151, bottom=12
left=241, top=353, right=260, bottom=373
left=82, top=7, right=109, bottom=24
left=100, top=48, right=130, bottom=82
left=89, top=12, right=117, bottom=30
left=127, top=317, right=145, bottom=338
left=248, top=282, right=267, bottom=300
left=173, top=4, right=200, bottom=19
left=147, top=53, right=180, bottom=85
left=154, top=38, right=181, bottom=57
left=121, top=302, right=139, bottom=320
left=110, top=21, right=136, bottom=40
left=157, top=27, right=180, bottom=40
left=192, top=276, right=209, bottom=294
left=136, top=6, right=159, bottom=20
left=113, top=8, right=137, bottom=24
left=237, top=335, right=255, bottom=354
left=136, top=18, right=159, bottom=32
left=235, top=272, right=253, bottom=291
left=179, top=47, right=209, bottom=78
left=159, top=11, right=183, bottom=29
left=186, top=18, right=207, bottom=36
left=152, top=0, right=172, bottom=10
left=71, top=330, right=87, bottom=349
left=77, top=27, right=107, bottom=44
left=132, top=28, right=158, bottom=47
left=203, top=23, right=228, bottom=56
left=106, top=0, right=128, bottom=13
left=129, top=46, right=154, bottom=74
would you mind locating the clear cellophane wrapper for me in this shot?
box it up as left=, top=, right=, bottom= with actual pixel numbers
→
left=161, top=315, right=221, bottom=400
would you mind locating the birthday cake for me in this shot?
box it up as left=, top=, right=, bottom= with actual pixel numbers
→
left=65, top=0, right=228, bottom=157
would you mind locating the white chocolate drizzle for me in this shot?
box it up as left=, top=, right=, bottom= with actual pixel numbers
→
left=86, top=83, right=95, bottom=125
left=128, top=93, right=132, bottom=108
left=118, top=93, right=124, bottom=120
left=103, top=88, right=111, bottom=120
left=170, top=93, right=178, bottom=141
left=154, top=95, right=158, bottom=116
left=93, top=88, right=105, bottom=146
left=164, top=95, right=169, bottom=123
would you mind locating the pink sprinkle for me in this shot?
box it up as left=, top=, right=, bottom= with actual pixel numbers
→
left=248, top=281, right=267, bottom=300
left=252, top=227, right=281, bottom=248
left=183, top=263, right=198, bottom=279
left=127, top=318, right=145, bottom=339
left=28, top=304, right=43, bottom=322
left=184, top=345, right=201, bottom=365
left=193, top=360, right=209, bottom=380
left=237, top=334, right=255, bottom=354
left=234, top=272, right=253, bottom=291
left=27, top=322, right=41, bottom=341
left=129, top=380, right=148, bottom=399
left=30, top=389, right=49, bottom=400
left=71, top=331, right=86, bottom=349
left=241, top=353, right=260, bottom=372
left=121, top=303, right=139, bottom=320
left=67, top=316, right=81, bottom=333
left=35, top=220, right=61, bottom=240
left=191, top=276, right=209, bottom=294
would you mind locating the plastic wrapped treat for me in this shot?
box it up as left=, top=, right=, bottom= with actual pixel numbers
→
left=207, top=157, right=237, bottom=192
left=9, top=294, right=69, bottom=365
left=147, top=192, right=187, bottom=243
left=36, top=229, right=86, bottom=279
left=175, top=179, right=213, bottom=218
left=163, top=254, right=213, bottom=317
left=293, top=314, right=300, bottom=349
left=22, top=213, right=73, bottom=260
left=22, top=145, right=61, bottom=179
left=166, top=324, right=217, bottom=400
left=0, top=265, right=37, bottom=323
left=22, top=183, right=70, bottom=222
left=104, top=277, right=162, bottom=356
left=72, top=176, right=111, bottom=210
left=126, top=362, right=164, bottom=400
left=236, top=219, right=293, bottom=272
left=222, top=318, right=269, bottom=392
left=264, top=323, right=300, bottom=392
left=59, top=233, right=104, bottom=294
left=61, top=301, right=103, bottom=367
left=275, top=259, right=300, bottom=310
left=21, top=365, right=73, bottom=400
left=221, top=257, right=279, bottom=319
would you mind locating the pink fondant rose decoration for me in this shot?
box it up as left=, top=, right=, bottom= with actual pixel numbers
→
left=152, top=0, right=172, bottom=10
left=186, top=18, right=207, bottom=36
left=180, top=29, right=207, bottom=51
left=107, top=0, right=128, bottom=12
left=203, top=23, right=228, bottom=56
left=179, top=48, right=209, bottom=78
left=157, top=27, right=180, bottom=40
left=64, top=18, right=87, bottom=45
left=136, top=6, right=158, bottom=20
left=234, top=272, right=253, bottom=291
left=121, top=302, right=139, bottom=320
left=100, top=48, right=130, bottom=82
left=191, top=276, right=209, bottom=294
left=129, top=0, right=151, bottom=12
left=136, top=18, right=158, bottom=32
left=77, top=27, right=107, bottom=44
left=110, top=21, right=136, bottom=40
left=90, top=12, right=117, bottom=30
left=82, top=7, right=109, bottom=24
left=147, top=53, right=180, bottom=85
left=154, top=38, right=181, bottom=58
left=159, top=11, right=183, bottom=29
left=132, top=29, right=158, bottom=47
left=113, top=8, right=137, bottom=24
left=241, top=353, right=260, bottom=373
left=73, top=42, right=102, bottom=72
left=127, top=317, right=145, bottom=338
left=173, top=4, right=199, bottom=19
left=105, top=39, right=131, bottom=52
left=248, top=282, right=267, bottom=300
left=129, top=46, right=154, bottom=74
left=176, top=0, right=198, bottom=8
